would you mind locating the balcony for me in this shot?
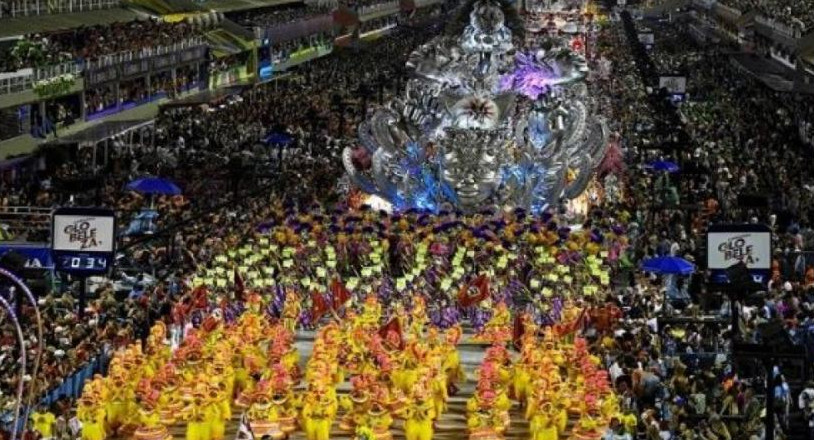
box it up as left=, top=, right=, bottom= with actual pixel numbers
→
left=754, top=15, right=802, bottom=40
left=83, top=36, right=207, bottom=71
left=413, top=0, right=442, bottom=8
left=254, top=14, right=333, bottom=45
left=356, top=0, right=399, bottom=20
left=0, top=37, right=205, bottom=102
left=0, top=0, right=119, bottom=18
left=713, top=3, right=741, bottom=24
left=0, top=62, right=82, bottom=97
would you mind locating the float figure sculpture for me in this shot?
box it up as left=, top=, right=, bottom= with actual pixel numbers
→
left=343, top=0, right=607, bottom=213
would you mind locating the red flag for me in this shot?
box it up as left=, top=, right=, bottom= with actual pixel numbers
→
left=234, top=267, right=245, bottom=301
left=330, top=278, right=351, bottom=310
left=192, top=285, right=208, bottom=310
left=310, top=291, right=329, bottom=321
left=512, top=313, right=525, bottom=351
left=378, top=317, right=404, bottom=350
left=566, top=308, right=589, bottom=334
left=201, top=315, right=220, bottom=333
left=457, top=275, right=490, bottom=307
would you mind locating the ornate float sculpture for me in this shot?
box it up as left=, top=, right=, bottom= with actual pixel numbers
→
left=343, top=0, right=607, bottom=213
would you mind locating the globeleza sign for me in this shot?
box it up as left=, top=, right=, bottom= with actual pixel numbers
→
left=707, top=224, right=771, bottom=284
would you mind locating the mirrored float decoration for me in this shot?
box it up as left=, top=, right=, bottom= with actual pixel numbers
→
left=342, top=0, right=607, bottom=213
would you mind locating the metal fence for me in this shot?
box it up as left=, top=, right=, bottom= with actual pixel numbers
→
left=0, top=206, right=54, bottom=242
left=0, top=0, right=119, bottom=18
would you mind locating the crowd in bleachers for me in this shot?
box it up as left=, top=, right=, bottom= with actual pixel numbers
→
left=229, top=3, right=334, bottom=28
left=268, top=32, right=333, bottom=65
left=6, top=2, right=814, bottom=438
left=584, top=16, right=779, bottom=440
left=603, top=15, right=814, bottom=438
left=0, top=19, right=200, bottom=73
left=719, top=0, right=814, bottom=33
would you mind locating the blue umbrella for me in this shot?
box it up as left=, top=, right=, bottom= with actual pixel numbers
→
left=125, top=177, right=182, bottom=195
left=641, top=256, right=695, bottom=275
left=645, top=160, right=680, bottom=173
left=264, top=132, right=293, bottom=146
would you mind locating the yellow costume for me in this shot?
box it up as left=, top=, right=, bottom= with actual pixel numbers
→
left=181, top=395, right=210, bottom=440
left=31, top=410, right=56, bottom=439
left=77, top=398, right=106, bottom=440
left=133, top=396, right=172, bottom=440
left=402, top=397, right=435, bottom=440
left=529, top=410, right=558, bottom=440
left=301, top=390, right=337, bottom=440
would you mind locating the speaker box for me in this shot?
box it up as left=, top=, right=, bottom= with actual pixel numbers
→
left=726, top=261, right=752, bottom=286
left=726, top=261, right=763, bottom=295
left=757, top=320, right=793, bottom=349
left=0, top=250, right=27, bottom=273
left=737, top=193, right=769, bottom=209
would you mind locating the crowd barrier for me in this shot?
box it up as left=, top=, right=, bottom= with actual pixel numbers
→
left=0, top=350, right=111, bottom=432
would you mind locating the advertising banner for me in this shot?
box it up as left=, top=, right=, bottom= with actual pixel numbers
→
left=52, top=207, right=116, bottom=275
left=0, top=244, right=54, bottom=269
left=53, top=214, right=115, bottom=253
left=658, top=75, right=687, bottom=94
left=707, top=224, right=772, bottom=284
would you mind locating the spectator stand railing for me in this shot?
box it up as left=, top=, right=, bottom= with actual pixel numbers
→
left=0, top=0, right=119, bottom=18
left=413, top=0, right=442, bottom=8
left=357, top=0, right=399, bottom=18
left=0, top=62, right=82, bottom=96
left=713, top=2, right=742, bottom=21
left=82, top=36, right=207, bottom=71
left=755, top=15, right=802, bottom=40
left=0, top=206, right=54, bottom=242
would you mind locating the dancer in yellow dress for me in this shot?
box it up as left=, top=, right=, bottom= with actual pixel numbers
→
left=300, top=385, right=338, bottom=440
left=401, top=381, right=435, bottom=440
left=529, top=403, right=558, bottom=440
left=77, top=394, right=106, bottom=440
left=442, top=326, right=465, bottom=395
left=358, top=388, right=394, bottom=440
left=133, top=389, right=172, bottom=440
left=181, top=390, right=210, bottom=440
left=205, top=387, right=226, bottom=440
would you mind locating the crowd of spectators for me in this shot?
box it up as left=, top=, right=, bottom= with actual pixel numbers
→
left=583, top=11, right=814, bottom=439
left=229, top=3, right=334, bottom=28
left=0, top=19, right=202, bottom=73
left=6, top=3, right=814, bottom=439
left=719, top=0, right=813, bottom=33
